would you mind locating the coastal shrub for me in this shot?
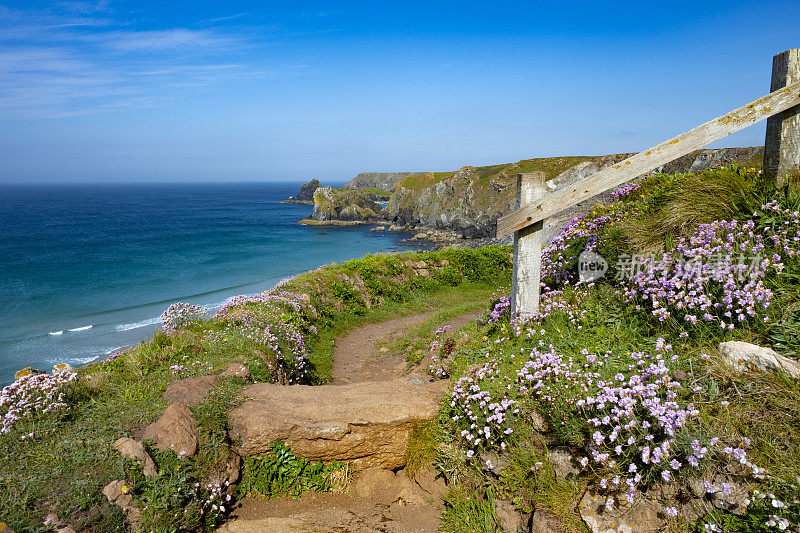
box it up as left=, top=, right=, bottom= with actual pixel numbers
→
left=329, top=280, right=367, bottom=315
left=440, top=247, right=511, bottom=284
left=433, top=264, right=463, bottom=286
left=238, top=441, right=346, bottom=499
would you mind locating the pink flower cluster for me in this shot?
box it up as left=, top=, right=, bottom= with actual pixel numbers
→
left=197, top=480, right=231, bottom=521
left=428, top=325, right=452, bottom=378
left=449, top=362, right=518, bottom=456
left=541, top=199, right=638, bottom=285
left=620, top=214, right=789, bottom=329
left=514, top=339, right=766, bottom=509
left=1, top=369, right=78, bottom=435
left=609, top=181, right=643, bottom=201
left=210, top=290, right=316, bottom=384
left=160, top=302, right=208, bottom=333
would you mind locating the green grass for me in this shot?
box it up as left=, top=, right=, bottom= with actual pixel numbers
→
left=441, top=484, right=501, bottom=533
left=613, top=166, right=764, bottom=254
left=353, top=186, right=393, bottom=197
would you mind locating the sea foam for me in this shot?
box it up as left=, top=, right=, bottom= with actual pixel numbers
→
left=69, top=325, right=93, bottom=332
left=115, top=317, right=160, bottom=332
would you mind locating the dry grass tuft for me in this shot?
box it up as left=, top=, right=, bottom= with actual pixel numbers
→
left=619, top=168, right=755, bottom=255
left=328, top=463, right=351, bottom=494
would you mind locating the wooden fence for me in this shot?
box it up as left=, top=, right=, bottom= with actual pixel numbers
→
left=501, top=49, right=800, bottom=317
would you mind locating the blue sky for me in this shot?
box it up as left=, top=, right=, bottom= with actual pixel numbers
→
left=0, top=1, right=797, bottom=183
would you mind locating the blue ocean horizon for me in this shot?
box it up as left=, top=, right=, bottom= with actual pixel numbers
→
left=0, top=182, right=419, bottom=386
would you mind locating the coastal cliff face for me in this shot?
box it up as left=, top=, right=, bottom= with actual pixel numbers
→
left=343, top=172, right=425, bottom=191
left=311, top=186, right=383, bottom=222
left=385, top=147, right=763, bottom=238
left=308, top=147, right=764, bottom=237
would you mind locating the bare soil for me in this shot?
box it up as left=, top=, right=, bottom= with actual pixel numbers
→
left=331, top=309, right=480, bottom=384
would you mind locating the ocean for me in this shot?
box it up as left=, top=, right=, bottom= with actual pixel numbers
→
left=0, top=182, right=418, bottom=386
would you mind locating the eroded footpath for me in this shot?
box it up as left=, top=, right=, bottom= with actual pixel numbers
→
left=221, top=309, right=481, bottom=532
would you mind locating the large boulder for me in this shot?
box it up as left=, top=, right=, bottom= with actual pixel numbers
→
left=228, top=378, right=444, bottom=469
left=162, top=374, right=220, bottom=407
left=139, top=403, right=199, bottom=457
left=311, top=187, right=384, bottom=222
left=113, top=438, right=157, bottom=477
left=719, top=341, right=800, bottom=378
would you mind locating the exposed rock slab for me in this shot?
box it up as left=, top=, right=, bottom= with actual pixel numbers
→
left=113, top=437, right=157, bottom=477
left=221, top=362, right=251, bottom=381
left=531, top=509, right=562, bottom=533
left=222, top=486, right=442, bottom=532
left=103, top=479, right=141, bottom=525
left=228, top=378, right=444, bottom=469
left=495, top=499, right=528, bottom=533
left=579, top=491, right=664, bottom=533
left=139, top=402, right=199, bottom=457
left=162, top=374, right=220, bottom=406
left=719, top=341, right=800, bottom=378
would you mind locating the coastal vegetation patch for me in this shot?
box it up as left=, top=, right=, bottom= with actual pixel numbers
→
left=0, top=246, right=510, bottom=532
left=423, top=165, right=800, bottom=532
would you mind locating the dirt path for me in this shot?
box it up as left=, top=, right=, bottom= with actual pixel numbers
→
left=331, top=308, right=480, bottom=385
left=225, top=308, right=482, bottom=533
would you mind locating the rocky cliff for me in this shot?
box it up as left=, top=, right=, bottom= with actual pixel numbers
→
left=385, top=147, right=763, bottom=238
left=343, top=172, right=425, bottom=191
left=309, top=187, right=384, bottom=222
left=284, top=179, right=321, bottom=204
left=311, top=147, right=763, bottom=238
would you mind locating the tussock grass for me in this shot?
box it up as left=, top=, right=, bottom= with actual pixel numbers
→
left=404, top=419, right=438, bottom=476
left=441, top=484, right=501, bottom=533
left=617, top=166, right=760, bottom=254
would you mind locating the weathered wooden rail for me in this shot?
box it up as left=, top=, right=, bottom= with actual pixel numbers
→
left=503, top=49, right=800, bottom=317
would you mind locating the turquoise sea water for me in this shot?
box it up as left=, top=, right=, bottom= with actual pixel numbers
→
left=0, top=182, right=418, bottom=385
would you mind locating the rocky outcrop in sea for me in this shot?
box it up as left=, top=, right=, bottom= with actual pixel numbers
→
left=306, top=186, right=383, bottom=223
left=283, top=178, right=321, bottom=204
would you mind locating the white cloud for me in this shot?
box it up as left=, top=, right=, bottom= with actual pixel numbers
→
left=99, top=28, right=234, bottom=52
left=0, top=4, right=298, bottom=118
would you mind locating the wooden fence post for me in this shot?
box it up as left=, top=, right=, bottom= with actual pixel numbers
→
left=764, top=49, right=800, bottom=190
left=510, top=171, right=545, bottom=318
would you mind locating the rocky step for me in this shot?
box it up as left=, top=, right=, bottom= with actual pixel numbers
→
left=228, top=376, right=444, bottom=469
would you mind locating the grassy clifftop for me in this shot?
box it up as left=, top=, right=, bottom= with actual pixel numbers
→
left=395, top=155, right=602, bottom=193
